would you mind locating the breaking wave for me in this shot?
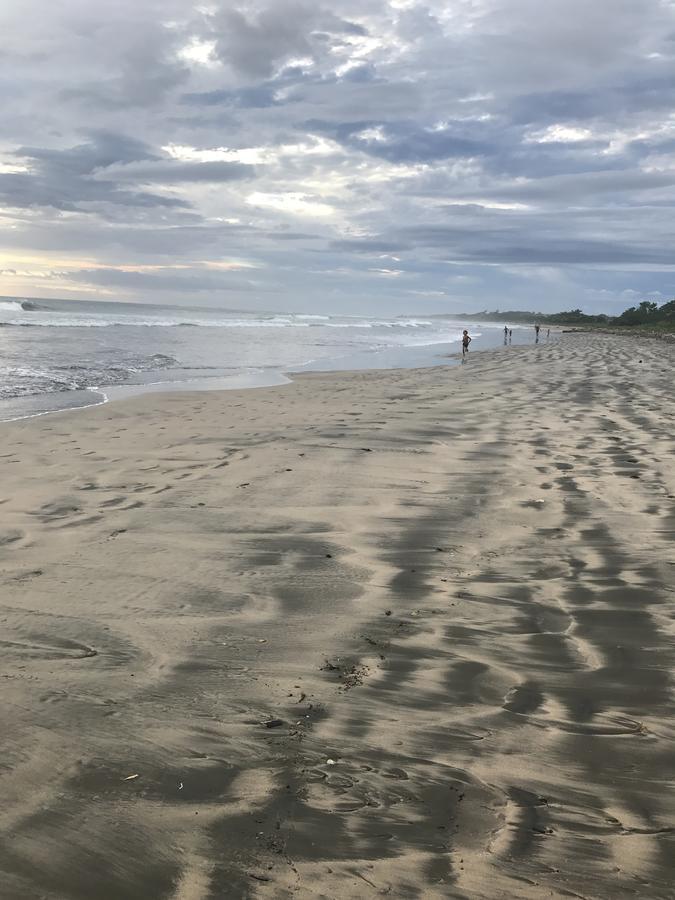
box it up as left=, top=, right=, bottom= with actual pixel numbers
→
left=0, top=354, right=178, bottom=401
left=0, top=303, right=436, bottom=331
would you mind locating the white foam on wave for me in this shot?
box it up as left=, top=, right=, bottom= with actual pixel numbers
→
left=0, top=313, right=315, bottom=328
left=0, top=353, right=179, bottom=401
left=0, top=299, right=25, bottom=311
left=0, top=306, right=440, bottom=330
left=322, top=318, right=432, bottom=329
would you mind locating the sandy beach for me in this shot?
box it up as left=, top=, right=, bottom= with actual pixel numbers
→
left=0, top=332, right=673, bottom=900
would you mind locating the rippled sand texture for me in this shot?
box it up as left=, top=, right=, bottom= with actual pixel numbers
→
left=0, top=333, right=673, bottom=899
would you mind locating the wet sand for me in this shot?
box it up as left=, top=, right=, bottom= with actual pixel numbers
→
left=0, top=333, right=673, bottom=899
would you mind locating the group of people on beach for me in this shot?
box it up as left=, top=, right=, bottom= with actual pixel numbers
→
left=462, top=322, right=552, bottom=361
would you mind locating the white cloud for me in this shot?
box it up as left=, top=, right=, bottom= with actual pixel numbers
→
left=526, top=124, right=594, bottom=143
left=246, top=191, right=336, bottom=217
left=368, top=266, right=404, bottom=276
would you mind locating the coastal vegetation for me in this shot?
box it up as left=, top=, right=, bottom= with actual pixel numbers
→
left=461, top=299, right=675, bottom=331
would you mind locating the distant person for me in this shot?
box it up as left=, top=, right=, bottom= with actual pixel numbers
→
left=509, top=329, right=512, bottom=341
left=547, top=328, right=550, bottom=339
left=504, top=325, right=508, bottom=337
left=462, top=329, right=472, bottom=360
left=535, top=323, right=540, bottom=343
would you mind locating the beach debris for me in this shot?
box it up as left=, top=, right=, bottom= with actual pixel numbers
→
left=342, top=664, right=369, bottom=689
left=321, top=658, right=368, bottom=689
left=237, top=482, right=250, bottom=488
left=248, top=873, right=271, bottom=882
left=178, top=782, right=184, bottom=791
left=122, top=774, right=140, bottom=781
left=325, top=553, right=333, bottom=558
left=360, top=447, right=373, bottom=452
left=257, top=638, right=267, bottom=643
left=321, top=660, right=341, bottom=671
left=263, top=719, right=284, bottom=729
left=298, top=692, right=307, bottom=703
left=385, top=610, right=392, bottom=616
left=326, top=759, right=337, bottom=766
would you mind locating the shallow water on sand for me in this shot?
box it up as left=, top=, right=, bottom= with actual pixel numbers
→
left=0, top=297, right=538, bottom=419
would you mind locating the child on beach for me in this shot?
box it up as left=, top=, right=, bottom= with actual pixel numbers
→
left=462, top=330, right=472, bottom=359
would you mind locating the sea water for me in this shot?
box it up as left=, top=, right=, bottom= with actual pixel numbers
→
left=0, top=297, right=531, bottom=421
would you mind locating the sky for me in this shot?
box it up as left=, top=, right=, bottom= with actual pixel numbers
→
left=1, top=0, right=675, bottom=315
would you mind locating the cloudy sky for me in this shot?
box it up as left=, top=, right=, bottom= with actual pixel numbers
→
left=2, top=0, right=675, bottom=314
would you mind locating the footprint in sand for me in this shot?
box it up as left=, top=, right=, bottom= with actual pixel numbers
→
left=503, top=681, right=545, bottom=715
left=35, top=501, right=81, bottom=521
left=5, top=568, right=43, bottom=582
left=0, top=529, right=25, bottom=546
left=0, top=636, right=97, bottom=660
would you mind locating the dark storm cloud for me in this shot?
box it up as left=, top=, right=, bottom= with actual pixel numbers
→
left=102, top=159, right=256, bottom=184
left=183, top=85, right=282, bottom=108
left=208, top=2, right=368, bottom=79
left=305, top=119, right=492, bottom=162
left=0, top=131, right=254, bottom=216
left=395, top=225, right=674, bottom=266
left=331, top=238, right=410, bottom=255
left=0, top=171, right=190, bottom=212
left=0, top=133, right=191, bottom=211
left=456, top=169, right=675, bottom=204
left=3, top=0, right=675, bottom=312
left=19, top=132, right=158, bottom=171
left=330, top=194, right=675, bottom=271
left=56, top=4, right=191, bottom=109
left=264, top=231, right=323, bottom=241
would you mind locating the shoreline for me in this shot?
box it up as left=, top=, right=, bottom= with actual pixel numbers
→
left=0, top=323, right=541, bottom=425
left=0, top=326, right=557, bottom=426
left=1, top=332, right=673, bottom=899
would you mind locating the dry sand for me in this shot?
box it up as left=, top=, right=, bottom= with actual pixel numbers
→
left=0, top=333, right=673, bottom=899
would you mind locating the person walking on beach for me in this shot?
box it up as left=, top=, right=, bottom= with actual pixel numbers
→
left=462, top=329, right=472, bottom=360
left=535, top=323, right=540, bottom=343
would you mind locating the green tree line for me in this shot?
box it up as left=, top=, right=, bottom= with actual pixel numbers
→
left=461, top=299, right=675, bottom=327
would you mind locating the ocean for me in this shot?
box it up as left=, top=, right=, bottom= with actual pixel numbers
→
left=0, top=297, right=533, bottom=421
